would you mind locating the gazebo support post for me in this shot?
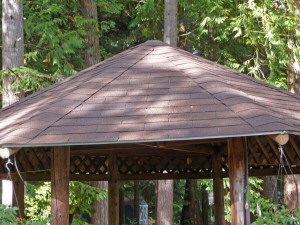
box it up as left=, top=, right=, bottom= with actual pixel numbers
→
left=108, top=154, right=119, bottom=225
left=12, top=175, right=24, bottom=218
left=213, top=151, right=225, bottom=225
left=228, top=138, right=250, bottom=225
left=51, top=146, right=70, bottom=225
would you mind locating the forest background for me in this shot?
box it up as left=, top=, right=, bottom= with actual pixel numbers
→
left=0, top=0, right=299, bottom=224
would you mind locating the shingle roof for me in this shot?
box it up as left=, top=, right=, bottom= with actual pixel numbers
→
left=0, top=40, right=300, bottom=147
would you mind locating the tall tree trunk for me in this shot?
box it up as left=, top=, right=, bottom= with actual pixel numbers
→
left=284, top=175, right=300, bottom=211
left=2, top=0, right=24, bottom=107
left=163, top=0, right=177, bottom=46
left=119, top=187, right=125, bottom=225
left=181, top=180, right=192, bottom=225
left=80, top=0, right=100, bottom=67
left=201, top=186, right=209, bottom=225
left=90, top=181, right=108, bottom=225
left=156, top=180, right=174, bottom=225
left=181, top=180, right=202, bottom=225
left=285, top=4, right=300, bottom=209
left=2, top=0, right=24, bottom=210
left=134, top=181, right=140, bottom=225
left=81, top=1, right=105, bottom=223
left=156, top=2, right=177, bottom=224
left=190, top=180, right=202, bottom=225
left=260, top=176, right=278, bottom=203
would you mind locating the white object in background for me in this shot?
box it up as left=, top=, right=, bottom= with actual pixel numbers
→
left=2, top=180, right=13, bottom=206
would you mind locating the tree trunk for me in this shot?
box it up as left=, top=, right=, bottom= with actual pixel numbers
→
left=80, top=0, right=100, bottom=67
left=90, top=181, right=108, bottom=225
left=156, top=2, right=177, bottom=224
left=284, top=175, right=300, bottom=211
left=190, top=180, right=202, bottom=225
left=163, top=0, right=177, bottom=47
left=2, top=0, right=24, bottom=211
left=119, top=187, right=125, bottom=225
left=81, top=1, right=106, bottom=224
left=181, top=180, right=192, bottom=225
left=260, top=176, right=278, bottom=203
left=156, top=180, right=174, bottom=225
left=285, top=4, right=300, bottom=209
left=201, top=186, right=209, bottom=225
left=134, top=181, right=140, bottom=225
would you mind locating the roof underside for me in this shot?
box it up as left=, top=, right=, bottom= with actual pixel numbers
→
left=0, top=40, right=300, bottom=147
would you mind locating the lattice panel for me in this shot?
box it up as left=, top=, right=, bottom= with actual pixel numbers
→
left=70, top=156, right=108, bottom=174
left=118, top=155, right=212, bottom=175
left=248, top=135, right=300, bottom=168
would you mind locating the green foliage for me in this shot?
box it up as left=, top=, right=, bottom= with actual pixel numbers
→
left=25, top=181, right=107, bottom=223
left=0, top=203, right=51, bottom=225
left=0, top=67, right=55, bottom=94
left=0, top=204, right=18, bottom=224
left=69, top=181, right=107, bottom=216
left=23, top=0, right=122, bottom=78
left=249, top=183, right=300, bottom=224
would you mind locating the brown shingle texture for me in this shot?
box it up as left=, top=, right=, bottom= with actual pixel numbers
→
left=0, top=40, right=300, bottom=146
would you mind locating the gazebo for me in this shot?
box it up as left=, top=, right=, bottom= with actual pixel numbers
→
left=0, top=40, right=300, bottom=225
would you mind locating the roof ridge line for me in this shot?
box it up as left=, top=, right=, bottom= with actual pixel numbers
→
left=169, top=47, right=298, bottom=130
left=158, top=46, right=297, bottom=132
left=173, top=46, right=300, bottom=102
left=28, top=47, right=156, bottom=144
left=156, top=47, right=260, bottom=132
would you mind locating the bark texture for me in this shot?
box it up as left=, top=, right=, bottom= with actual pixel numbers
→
left=260, top=176, right=278, bottom=203
left=90, top=181, right=108, bottom=225
left=156, top=180, right=174, bottom=225
left=80, top=0, right=100, bottom=67
left=181, top=180, right=202, bottom=225
left=134, top=181, right=140, bottom=225
left=284, top=174, right=300, bottom=211
left=2, top=0, right=24, bottom=107
left=164, top=0, right=177, bottom=47
left=2, top=0, right=24, bottom=210
left=213, top=152, right=225, bottom=225
left=285, top=3, right=300, bottom=209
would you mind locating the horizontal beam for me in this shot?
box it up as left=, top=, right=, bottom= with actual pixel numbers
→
left=2, top=166, right=300, bottom=181
left=0, top=172, right=213, bottom=181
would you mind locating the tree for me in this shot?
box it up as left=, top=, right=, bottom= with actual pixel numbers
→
left=1, top=0, right=24, bottom=215
left=80, top=0, right=100, bottom=67
left=2, top=0, right=24, bottom=107
left=80, top=1, right=109, bottom=224
left=156, top=1, right=177, bottom=225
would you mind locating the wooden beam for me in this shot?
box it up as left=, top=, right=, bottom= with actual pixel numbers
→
left=266, top=136, right=281, bottom=162
left=51, top=146, right=70, bottom=225
left=269, top=134, right=289, bottom=145
left=228, top=138, right=250, bottom=225
left=289, top=135, right=300, bottom=159
left=12, top=175, right=24, bottom=218
left=0, top=147, right=20, bottom=159
left=108, top=154, right=119, bottom=225
left=212, top=152, right=225, bottom=225
left=255, top=137, right=272, bottom=164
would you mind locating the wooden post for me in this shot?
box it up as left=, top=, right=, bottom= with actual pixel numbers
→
left=228, top=138, right=250, bottom=225
left=212, top=152, right=225, bottom=225
left=108, top=154, right=119, bottom=225
left=51, top=146, right=70, bottom=225
left=12, top=176, right=24, bottom=218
